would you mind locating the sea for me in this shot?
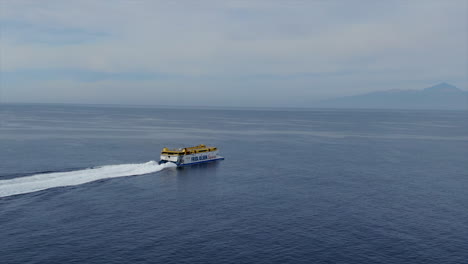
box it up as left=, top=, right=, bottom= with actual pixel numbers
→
left=0, top=103, right=467, bottom=264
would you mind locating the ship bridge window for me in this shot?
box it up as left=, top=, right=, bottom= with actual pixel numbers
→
left=163, top=151, right=182, bottom=155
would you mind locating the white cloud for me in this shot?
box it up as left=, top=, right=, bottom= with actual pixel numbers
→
left=1, top=0, right=466, bottom=105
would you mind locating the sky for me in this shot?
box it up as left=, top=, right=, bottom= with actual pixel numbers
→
left=1, top=0, right=467, bottom=107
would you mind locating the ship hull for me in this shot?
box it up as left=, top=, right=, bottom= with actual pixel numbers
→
left=159, top=150, right=224, bottom=167
left=176, top=157, right=224, bottom=167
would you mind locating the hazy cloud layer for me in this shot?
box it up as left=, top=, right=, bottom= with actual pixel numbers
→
left=1, top=0, right=467, bottom=107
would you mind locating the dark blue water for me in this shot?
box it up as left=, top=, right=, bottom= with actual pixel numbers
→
left=1, top=104, right=467, bottom=263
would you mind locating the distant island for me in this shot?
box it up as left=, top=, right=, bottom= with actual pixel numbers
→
left=314, top=83, right=468, bottom=110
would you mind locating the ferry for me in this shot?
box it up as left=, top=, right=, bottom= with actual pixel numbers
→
left=158, top=144, right=224, bottom=167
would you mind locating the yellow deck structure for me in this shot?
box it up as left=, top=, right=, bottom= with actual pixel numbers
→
left=161, top=144, right=218, bottom=155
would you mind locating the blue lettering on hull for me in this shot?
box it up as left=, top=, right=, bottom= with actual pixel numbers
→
left=191, top=155, right=209, bottom=162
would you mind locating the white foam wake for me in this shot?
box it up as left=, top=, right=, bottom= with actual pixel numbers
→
left=0, top=161, right=176, bottom=198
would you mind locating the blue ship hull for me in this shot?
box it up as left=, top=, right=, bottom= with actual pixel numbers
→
left=159, top=157, right=224, bottom=167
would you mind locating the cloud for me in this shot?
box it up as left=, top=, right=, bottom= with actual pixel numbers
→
left=1, top=0, right=467, bottom=106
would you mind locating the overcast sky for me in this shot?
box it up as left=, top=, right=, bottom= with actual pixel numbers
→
left=1, top=0, right=467, bottom=107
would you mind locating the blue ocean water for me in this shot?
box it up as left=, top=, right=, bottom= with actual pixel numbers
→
left=0, top=104, right=467, bottom=264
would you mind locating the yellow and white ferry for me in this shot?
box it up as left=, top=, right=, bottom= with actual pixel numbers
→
left=158, top=144, right=224, bottom=166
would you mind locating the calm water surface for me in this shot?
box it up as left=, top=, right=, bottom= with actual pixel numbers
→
left=1, top=104, right=467, bottom=263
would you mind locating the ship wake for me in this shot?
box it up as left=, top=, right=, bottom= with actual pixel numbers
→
left=0, top=161, right=176, bottom=198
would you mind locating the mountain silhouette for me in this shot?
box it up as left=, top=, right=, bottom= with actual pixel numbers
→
left=315, top=83, right=468, bottom=110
